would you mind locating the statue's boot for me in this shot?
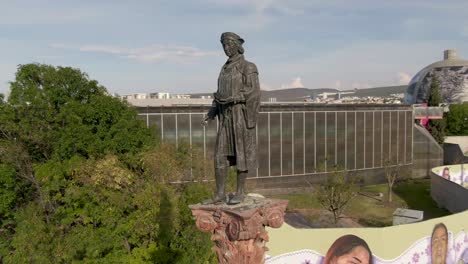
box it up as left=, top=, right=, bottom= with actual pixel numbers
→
left=228, top=171, right=247, bottom=205
left=202, top=168, right=227, bottom=205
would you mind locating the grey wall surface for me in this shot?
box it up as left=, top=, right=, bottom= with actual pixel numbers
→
left=445, top=136, right=468, bottom=155
left=412, top=124, right=443, bottom=178
left=443, top=143, right=468, bottom=165
left=430, top=170, right=468, bottom=213
left=136, top=104, right=415, bottom=190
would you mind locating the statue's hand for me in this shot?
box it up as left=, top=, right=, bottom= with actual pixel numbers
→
left=232, top=94, right=246, bottom=104
left=201, top=116, right=210, bottom=126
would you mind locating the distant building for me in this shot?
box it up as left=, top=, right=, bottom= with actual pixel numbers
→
left=149, top=92, right=170, bottom=99
left=404, top=49, right=468, bottom=104
left=170, top=94, right=191, bottom=99
left=120, top=92, right=191, bottom=101
left=121, top=93, right=149, bottom=100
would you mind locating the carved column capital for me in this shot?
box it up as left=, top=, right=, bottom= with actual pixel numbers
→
left=190, top=197, right=288, bottom=264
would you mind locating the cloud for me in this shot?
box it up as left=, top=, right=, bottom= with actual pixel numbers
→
left=0, top=3, right=100, bottom=25
left=260, top=82, right=273, bottom=90
left=351, top=82, right=371, bottom=89
left=203, top=0, right=305, bottom=16
left=461, top=25, right=468, bottom=37
left=396, top=72, right=412, bottom=85
left=332, top=80, right=342, bottom=89
left=268, top=38, right=448, bottom=90
left=0, top=63, right=16, bottom=96
left=197, top=0, right=305, bottom=30
left=281, top=77, right=304, bottom=89
left=51, top=43, right=220, bottom=63
left=79, top=45, right=127, bottom=55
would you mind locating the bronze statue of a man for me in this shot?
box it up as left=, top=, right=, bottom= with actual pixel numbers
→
left=202, top=32, right=260, bottom=204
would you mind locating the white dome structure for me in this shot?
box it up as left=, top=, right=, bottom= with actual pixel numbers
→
left=404, top=49, right=468, bottom=104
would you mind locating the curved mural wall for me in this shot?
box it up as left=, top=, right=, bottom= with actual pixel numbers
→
left=431, top=164, right=468, bottom=213
left=433, top=164, right=468, bottom=187
left=265, top=211, right=468, bottom=264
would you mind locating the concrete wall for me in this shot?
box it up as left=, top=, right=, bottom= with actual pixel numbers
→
left=445, top=136, right=468, bottom=155
left=251, top=165, right=413, bottom=194
left=430, top=164, right=468, bottom=213
left=412, top=124, right=443, bottom=178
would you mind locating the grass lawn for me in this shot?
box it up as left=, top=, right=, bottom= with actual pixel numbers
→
left=393, top=179, right=450, bottom=219
left=346, top=184, right=406, bottom=227
left=269, top=179, right=450, bottom=227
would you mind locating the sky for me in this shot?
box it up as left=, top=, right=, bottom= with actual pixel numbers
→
left=1, top=0, right=468, bottom=96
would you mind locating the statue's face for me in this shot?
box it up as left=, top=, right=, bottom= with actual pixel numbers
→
left=431, top=227, right=448, bottom=264
left=222, top=39, right=239, bottom=58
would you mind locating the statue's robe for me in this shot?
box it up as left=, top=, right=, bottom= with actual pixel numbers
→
left=207, top=54, right=260, bottom=172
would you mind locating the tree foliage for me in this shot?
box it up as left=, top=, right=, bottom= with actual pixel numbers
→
left=426, top=75, right=446, bottom=144
left=2, top=63, right=154, bottom=162
left=383, top=160, right=408, bottom=203
left=445, top=103, right=468, bottom=136
left=0, top=63, right=215, bottom=263
left=316, top=167, right=358, bottom=224
left=428, top=75, right=443, bottom=107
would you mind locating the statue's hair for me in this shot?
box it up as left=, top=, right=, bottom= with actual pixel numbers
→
left=237, top=44, right=244, bottom=54
left=221, top=32, right=245, bottom=54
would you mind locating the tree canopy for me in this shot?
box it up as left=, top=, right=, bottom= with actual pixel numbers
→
left=427, top=75, right=443, bottom=107
left=0, top=63, right=214, bottom=263
left=445, top=103, right=468, bottom=136
left=426, top=75, right=446, bottom=144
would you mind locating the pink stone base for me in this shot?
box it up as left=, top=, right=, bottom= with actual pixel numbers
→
left=189, top=197, right=288, bottom=264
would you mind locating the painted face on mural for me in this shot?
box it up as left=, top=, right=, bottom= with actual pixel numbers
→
left=331, top=246, right=371, bottom=264
left=431, top=226, right=448, bottom=264
left=442, top=167, right=450, bottom=180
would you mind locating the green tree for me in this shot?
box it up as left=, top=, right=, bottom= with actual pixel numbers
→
left=317, top=166, right=358, bottom=224
left=445, top=103, right=468, bottom=136
left=426, top=75, right=446, bottom=144
left=1, top=63, right=216, bottom=263
left=427, top=75, right=443, bottom=107
left=0, top=63, right=155, bottom=224
left=383, top=159, right=408, bottom=203
left=2, top=63, right=154, bottom=161
left=3, top=64, right=106, bottom=162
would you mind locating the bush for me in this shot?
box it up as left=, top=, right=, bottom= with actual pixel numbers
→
left=445, top=103, right=468, bottom=136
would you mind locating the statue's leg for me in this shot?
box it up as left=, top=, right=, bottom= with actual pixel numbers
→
left=212, top=167, right=228, bottom=202
left=202, top=158, right=228, bottom=204
left=228, top=170, right=247, bottom=204
left=237, top=170, right=247, bottom=195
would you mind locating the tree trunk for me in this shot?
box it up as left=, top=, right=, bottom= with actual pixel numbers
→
left=388, top=186, right=393, bottom=203
left=333, top=210, right=339, bottom=224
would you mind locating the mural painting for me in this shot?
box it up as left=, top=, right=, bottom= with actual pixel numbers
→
left=266, top=223, right=467, bottom=264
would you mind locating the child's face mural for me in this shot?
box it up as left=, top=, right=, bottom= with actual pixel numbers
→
left=431, top=226, right=448, bottom=264
left=331, top=246, right=371, bottom=264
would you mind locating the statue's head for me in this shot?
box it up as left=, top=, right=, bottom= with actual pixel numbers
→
left=220, top=32, right=244, bottom=58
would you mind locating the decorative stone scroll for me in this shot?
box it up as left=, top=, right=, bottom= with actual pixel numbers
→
left=189, top=197, right=288, bottom=264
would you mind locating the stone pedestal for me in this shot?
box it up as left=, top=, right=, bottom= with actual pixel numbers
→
left=189, top=196, right=288, bottom=264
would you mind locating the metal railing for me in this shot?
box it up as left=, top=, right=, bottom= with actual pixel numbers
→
left=138, top=109, right=414, bottom=179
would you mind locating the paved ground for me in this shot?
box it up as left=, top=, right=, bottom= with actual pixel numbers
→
left=284, top=208, right=362, bottom=228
